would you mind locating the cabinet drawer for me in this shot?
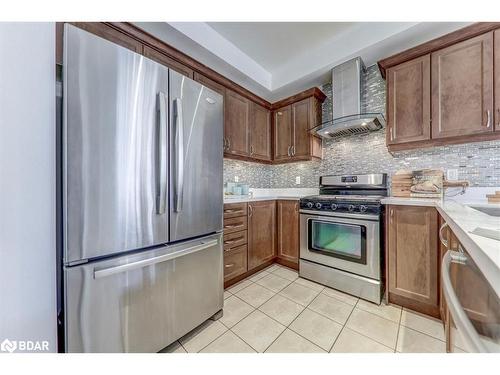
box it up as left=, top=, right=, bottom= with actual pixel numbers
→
left=224, top=245, right=247, bottom=281
left=223, top=216, right=248, bottom=234
left=223, top=202, right=248, bottom=218
left=223, top=231, right=247, bottom=251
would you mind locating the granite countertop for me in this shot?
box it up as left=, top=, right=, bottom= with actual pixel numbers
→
left=381, top=196, right=500, bottom=293
left=223, top=188, right=318, bottom=204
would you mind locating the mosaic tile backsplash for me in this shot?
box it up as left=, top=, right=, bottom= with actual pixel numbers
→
left=224, top=65, right=500, bottom=189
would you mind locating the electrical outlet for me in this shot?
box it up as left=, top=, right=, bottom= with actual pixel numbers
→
left=295, top=176, right=301, bottom=185
left=446, top=169, right=458, bottom=181
left=234, top=176, right=239, bottom=183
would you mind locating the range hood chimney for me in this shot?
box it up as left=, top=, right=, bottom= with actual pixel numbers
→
left=312, top=57, right=385, bottom=139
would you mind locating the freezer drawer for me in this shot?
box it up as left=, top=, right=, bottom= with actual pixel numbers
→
left=64, top=233, right=223, bottom=353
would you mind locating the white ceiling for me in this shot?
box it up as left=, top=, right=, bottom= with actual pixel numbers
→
left=206, top=22, right=356, bottom=72
left=134, top=22, right=473, bottom=102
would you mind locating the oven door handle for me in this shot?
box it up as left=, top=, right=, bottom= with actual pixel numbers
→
left=442, top=249, right=487, bottom=353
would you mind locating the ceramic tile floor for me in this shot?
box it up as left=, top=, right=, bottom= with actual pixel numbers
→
left=160, top=264, right=446, bottom=353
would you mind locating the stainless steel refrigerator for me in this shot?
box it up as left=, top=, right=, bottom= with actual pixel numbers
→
left=62, top=24, right=224, bottom=352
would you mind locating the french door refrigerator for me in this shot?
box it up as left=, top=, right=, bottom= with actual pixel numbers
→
left=62, top=24, right=224, bottom=352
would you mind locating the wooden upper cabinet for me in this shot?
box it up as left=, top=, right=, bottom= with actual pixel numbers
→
left=274, top=105, right=293, bottom=160
left=143, top=45, right=194, bottom=78
left=494, top=29, right=500, bottom=132
left=292, top=98, right=312, bottom=157
left=248, top=200, right=276, bottom=269
left=224, top=89, right=251, bottom=157
left=277, top=200, right=299, bottom=266
left=431, top=32, right=494, bottom=138
left=250, top=103, right=272, bottom=161
left=193, top=72, right=225, bottom=96
left=387, top=205, right=440, bottom=317
left=386, top=55, right=431, bottom=145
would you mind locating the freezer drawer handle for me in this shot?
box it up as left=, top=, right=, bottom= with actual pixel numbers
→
left=93, top=239, right=218, bottom=279
left=442, top=249, right=486, bottom=352
left=156, top=91, right=168, bottom=215
left=174, top=98, right=184, bottom=213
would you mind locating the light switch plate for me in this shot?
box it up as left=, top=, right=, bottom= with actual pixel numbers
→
left=446, top=169, right=458, bottom=181
left=234, top=176, right=239, bottom=182
left=295, top=176, right=301, bottom=185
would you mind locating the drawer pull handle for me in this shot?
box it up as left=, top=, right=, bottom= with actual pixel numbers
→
left=224, top=237, right=244, bottom=245
left=225, top=263, right=234, bottom=268
left=224, top=209, right=243, bottom=214
left=224, top=224, right=244, bottom=229
left=439, top=222, right=449, bottom=248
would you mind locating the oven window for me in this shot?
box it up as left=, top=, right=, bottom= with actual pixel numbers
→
left=309, top=220, right=367, bottom=264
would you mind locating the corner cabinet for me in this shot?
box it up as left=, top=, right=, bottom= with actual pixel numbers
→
left=272, top=91, right=324, bottom=163
left=276, top=200, right=299, bottom=269
left=431, top=32, right=494, bottom=139
left=248, top=200, right=276, bottom=269
left=387, top=205, right=440, bottom=318
left=249, top=103, right=272, bottom=161
left=380, top=24, right=500, bottom=151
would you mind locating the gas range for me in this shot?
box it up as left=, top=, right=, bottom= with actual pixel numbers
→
left=299, top=173, right=388, bottom=304
left=299, top=174, right=387, bottom=216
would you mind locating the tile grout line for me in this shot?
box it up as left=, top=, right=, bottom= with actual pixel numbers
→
left=328, top=295, right=360, bottom=352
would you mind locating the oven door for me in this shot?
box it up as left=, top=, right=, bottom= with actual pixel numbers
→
left=300, top=212, right=380, bottom=280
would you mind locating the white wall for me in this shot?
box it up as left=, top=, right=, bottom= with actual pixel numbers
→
left=0, top=23, right=57, bottom=352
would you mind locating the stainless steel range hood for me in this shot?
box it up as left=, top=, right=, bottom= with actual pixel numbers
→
left=312, top=57, right=385, bottom=139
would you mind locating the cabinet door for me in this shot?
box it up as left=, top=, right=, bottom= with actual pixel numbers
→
left=225, top=89, right=250, bottom=157
left=193, top=72, right=225, bottom=96
left=494, top=29, right=500, bottom=132
left=143, top=45, right=194, bottom=78
left=274, top=106, right=292, bottom=160
left=431, top=32, right=493, bottom=138
left=248, top=201, right=276, bottom=269
left=387, top=55, right=431, bottom=144
left=388, top=205, right=439, bottom=316
left=277, top=200, right=299, bottom=265
left=292, top=98, right=311, bottom=157
left=250, top=103, right=272, bottom=161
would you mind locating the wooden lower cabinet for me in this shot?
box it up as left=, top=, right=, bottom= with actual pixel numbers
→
left=248, top=200, right=277, bottom=270
left=224, top=245, right=248, bottom=282
left=276, top=200, right=299, bottom=268
left=387, top=205, right=440, bottom=318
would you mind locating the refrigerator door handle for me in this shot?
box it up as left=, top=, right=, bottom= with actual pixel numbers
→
left=174, top=98, right=184, bottom=213
left=93, top=239, right=218, bottom=279
left=442, top=249, right=487, bottom=352
left=156, top=91, right=168, bottom=215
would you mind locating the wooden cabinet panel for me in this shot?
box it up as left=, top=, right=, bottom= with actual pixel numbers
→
left=224, top=245, right=248, bottom=282
left=388, top=205, right=439, bottom=316
left=387, top=55, right=431, bottom=144
left=225, top=89, right=250, bottom=157
left=223, top=202, right=247, bottom=219
left=143, top=45, right=194, bottom=78
left=223, top=216, right=247, bottom=235
left=250, top=103, right=272, bottom=161
left=292, top=98, right=311, bottom=157
left=494, top=29, right=500, bottom=132
left=274, top=106, right=293, bottom=160
left=193, top=72, right=225, bottom=96
left=223, top=231, right=247, bottom=251
left=277, top=200, right=299, bottom=266
left=431, top=32, right=494, bottom=138
left=71, top=22, right=143, bottom=53
left=248, top=201, right=276, bottom=269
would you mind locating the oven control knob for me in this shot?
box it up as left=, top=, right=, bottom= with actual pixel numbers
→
left=315, top=202, right=322, bottom=209
left=360, top=205, right=368, bottom=213
left=330, top=203, right=338, bottom=210
left=306, top=202, right=314, bottom=209
left=348, top=204, right=355, bottom=212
